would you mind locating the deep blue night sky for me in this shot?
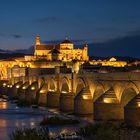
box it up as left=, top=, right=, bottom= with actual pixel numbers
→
left=0, top=0, right=140, bottom=57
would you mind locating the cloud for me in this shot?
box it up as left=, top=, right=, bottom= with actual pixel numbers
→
left=126, top=29, right=140, bottom=36
left=34, top=16, right=62, bottom=25
left=12, top=34, right=22, bottom=39
left=0, top=33, right=7, bottom=38
left=88, top=32, right=140, bottom=57
left=0, top=33, right=22, bottom=39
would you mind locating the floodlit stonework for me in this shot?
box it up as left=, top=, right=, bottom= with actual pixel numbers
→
left=0, top=35, right=140, bottom=125
left=90, top=57, right=127, bottom=67
left=34, top=36, right=89, bottom=61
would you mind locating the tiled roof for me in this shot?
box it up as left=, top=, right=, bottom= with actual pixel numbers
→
left=36, top=44, right=60, bottom=50
left=48, top=48, right=61, bottom=54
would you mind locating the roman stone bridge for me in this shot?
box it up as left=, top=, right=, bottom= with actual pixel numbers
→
left=1, top=70, right=140, bottom=124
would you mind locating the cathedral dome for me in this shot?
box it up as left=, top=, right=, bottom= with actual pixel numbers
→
left=61, top=38, right=72, bottom=44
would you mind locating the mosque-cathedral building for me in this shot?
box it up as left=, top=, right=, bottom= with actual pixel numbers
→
left=0, top=35, right=128, bottom=80
left=34, top=36, right=89, bottom=61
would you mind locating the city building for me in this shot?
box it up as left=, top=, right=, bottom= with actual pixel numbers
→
left=33, top=36, right=89, bottom=61
left=0, top=36, right=129, bottom=80
left=90, top=57, right=127, bottom=67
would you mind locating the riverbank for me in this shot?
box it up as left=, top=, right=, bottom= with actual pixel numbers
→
left=1, top=97, right=140, bottom=140
left=0, top=98, right=87, bottom=140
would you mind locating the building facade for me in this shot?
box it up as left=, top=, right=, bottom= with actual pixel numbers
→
left=34, top=36, right=89, bottom=61
left=0, top=36, right=130, bottom=80
left=90, top=57, right=127, bottom=67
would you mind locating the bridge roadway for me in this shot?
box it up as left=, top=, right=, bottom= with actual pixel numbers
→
left=1, top=70, right=140, bottom=125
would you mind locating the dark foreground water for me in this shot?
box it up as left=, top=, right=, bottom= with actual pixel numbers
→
left=0, top=100, right=84, bottom=140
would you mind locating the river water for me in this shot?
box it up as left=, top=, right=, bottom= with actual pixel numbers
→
left=0, top=100, right=87, bottom=140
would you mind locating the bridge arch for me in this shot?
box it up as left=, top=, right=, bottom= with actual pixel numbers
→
left=120, top=82, right=139, bottom=106
left=24, top=81, right=39, bottom=103
left=38, top=77, right=45, bottom=87
left=18, top=81, right=29, bottom=100
left=75, top=77, right=87, bottom=95
left=48, top=78, right=56, bottom=91
left=29, top=81, right=38, bottom=90
left=61, top=77, right=70, bottom=93
left=93, top=82, right=106, bottom=101
left=39, top=78, right=48, bottom=94
left=20, top=81, right=29, bottom=90
left=36, top=78, right=48, bottom=105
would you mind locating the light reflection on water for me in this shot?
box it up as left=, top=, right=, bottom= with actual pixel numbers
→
left=0, top=101, right=47, bottom=140
left=0, top=101, right=83, bottom=140
left=0, top=102, right=7, bottom=109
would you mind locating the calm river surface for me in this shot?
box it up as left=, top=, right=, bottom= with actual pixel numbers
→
left=0, top=100, right=89, bottom=140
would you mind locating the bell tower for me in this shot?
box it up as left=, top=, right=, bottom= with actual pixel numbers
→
left=36, top=35, right=40, bottom=45
left=34, top=35, right=41, bottom=56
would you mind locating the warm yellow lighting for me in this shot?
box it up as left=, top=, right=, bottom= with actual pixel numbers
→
left=3, top=83, right=6, bottom=87
left=61, top=91, right=67, bottom=94
left=40, top=90, right=45, bottom=93
left=109, top=57, right=117, bottom=62
left=48, top=89, right=55, bottom=92
left=0, top=102, right=7, bottom=109
left=82, top=95, right=91, bottom=100
left=103, top=98, right=113, bottom=103
left=34, top=37, right=88, bottom=61
left=9, top=85, right=12, bottom=88
left=7, top=85, right=10, bottom=88
left=22, top=86, right=26, bottom=89
left=137, top=102, right=140, bottom=107
left=90, top=57, right=127, bottom=67
left=31, top=87, right=35, bottom=90
left=16, top=85, right=20, bottom=89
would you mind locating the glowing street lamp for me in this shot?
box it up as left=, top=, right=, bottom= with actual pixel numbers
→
left=22, top=86, right=26, bottom=90
left=61, top=91, right=67, bottom=94
left=3, top=83, right=6, bottom=87
left=16, top=85, right=20, bottom=89
left=31, top=87, right=35, bottom=90
left=82, top=95, right=91, bottom=100
left=103, top=98, right=115, bottom=103
left=40, top=90, right=45, bottom=93
left=48, top=89, right=55, bottom=92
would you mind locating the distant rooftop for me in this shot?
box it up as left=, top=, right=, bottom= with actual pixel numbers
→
left=36, top=44, right=60, bottom=50
left=49, top=48, right=61, bottom=54
left=61, top=38, right=72, bottom=44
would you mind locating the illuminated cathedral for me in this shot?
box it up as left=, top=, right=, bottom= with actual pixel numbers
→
left=0, top=36, right=128, bottom=80
left=34, top=36, right=89, bottom=61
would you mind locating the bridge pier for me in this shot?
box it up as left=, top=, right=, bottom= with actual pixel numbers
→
left=59, top=92, right=74, bottom=112
left=37, top=93, right=47, bottom=106
left=94, top=88, right=124, bottom=121
left=74, top=87, right=93, bottom=115
left=8, top=82, right=23, bottom=99
left=124, top=94, right=140, bottom=125
left=47, top=91, right=60, bottom=108
left=0, top=81, right=9, bottom=96
left=18, top=82, right=29, bottom=101
left=25, top=82, right=39, bottom=104
left=36, top=83, right=48, bottom=106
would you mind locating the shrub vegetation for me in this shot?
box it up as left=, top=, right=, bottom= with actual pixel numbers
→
left=40, top=115, right=80, bottom=126
left=10, top=127, right=50, bottom=140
